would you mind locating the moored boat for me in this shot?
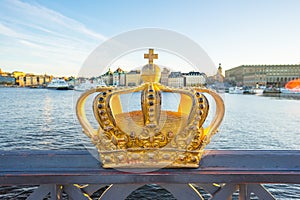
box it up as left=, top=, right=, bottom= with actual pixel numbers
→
left=229, top=86, right=244, bottom=94
left=280, top=88, right=300, bottom=94
left=281, top=79, right=300, bottom=94
left=249, top=87, right=264, bottom=95
left=263, top=87, right=281, bottom=94
left=47, top=79, right=69, bottom=90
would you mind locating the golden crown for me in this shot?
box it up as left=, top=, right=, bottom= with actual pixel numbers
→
left=76, top=49, right=225, bottom=168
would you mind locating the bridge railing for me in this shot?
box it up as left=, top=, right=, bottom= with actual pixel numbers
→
left=0, top=150, right=299, bottom=200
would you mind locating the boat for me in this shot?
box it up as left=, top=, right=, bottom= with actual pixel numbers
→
left=281, top=78, right=300, bottom=94
left=280, top=88, right=300, bottom=94
left=249, top=87, right=264, bottom=95
left=228, top=86, right=244, bottom=94
left=74, top=80, right=106, bottom=91
left=242, top=86, right=252, bottom=94
left=47, top=79, right=70, bottom=90
left=263, top=87, right=281, bottom=94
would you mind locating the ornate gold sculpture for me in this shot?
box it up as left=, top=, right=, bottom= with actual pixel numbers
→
left=76, top=49, right=225, bottom=168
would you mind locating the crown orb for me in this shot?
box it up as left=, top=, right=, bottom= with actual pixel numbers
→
left=141, top=64, right=161, bottom=83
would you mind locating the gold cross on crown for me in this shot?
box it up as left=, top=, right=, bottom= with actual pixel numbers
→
left=144, top=49, right=158, bottom=64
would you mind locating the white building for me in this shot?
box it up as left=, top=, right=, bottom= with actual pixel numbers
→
left=160, top=67, right=170, bottom=86
left=183, top=71, right=206, bottom=86
left=113, top=68, right=125, bottom=86
left=168, top=72, right=185, bottom=87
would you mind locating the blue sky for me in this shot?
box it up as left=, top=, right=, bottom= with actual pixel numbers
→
left=0, top=0, right=300, bottom=76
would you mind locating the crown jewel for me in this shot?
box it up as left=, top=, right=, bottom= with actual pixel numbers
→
left=76, top=49, right=225, bottom=168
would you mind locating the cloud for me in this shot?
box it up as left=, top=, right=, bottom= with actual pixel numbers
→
left=0, top=0, right=107, bottom=76
left=0, top=22, right=20, bottom=37
left=7, top=0, right=107, bottom=41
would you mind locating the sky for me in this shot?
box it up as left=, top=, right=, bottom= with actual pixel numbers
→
left=0, top=0, right=300, bottom=76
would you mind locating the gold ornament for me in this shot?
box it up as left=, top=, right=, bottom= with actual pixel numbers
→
left=76, top=49, right=225, bottom=168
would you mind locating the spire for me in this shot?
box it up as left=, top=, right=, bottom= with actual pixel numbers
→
left=218, top=63, right=222, bottom=74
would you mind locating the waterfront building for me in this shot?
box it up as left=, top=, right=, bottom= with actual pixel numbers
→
left=18, top=76, right=25, bottom=87
left=126, top=70, right=142, bottom=86
left=0, top=69, right=11, bottom=77
left=209, top=63, right=225, bottom=83
left=12, top=71, right=25, bottom=78
left=18, top=74, right=51, bottom=87
left=183, top=71, right=206, bottom=86
left=119, top=73, right=126, bottom=86
left=0, top=68, right=51, bottom=87
left=0, top=69, right=15, bottom=85
left=12, top=71, right=26, bottom=86
left=206, top=64, right=225, bottom=91
left=225, top=64, right=300, bottom=87
left=23, top=74, right=37, bottom=86
left=75, top=77, right=87, bottom=85
left=37, top=75, right=51, bottom=85
left=168, top=72, right=185, bottom=87
left=0, top=75, right=15, bottom=85
left=101, top=68, right=113, bottom=86
left=113, top=67, right=125, bottom=86
left=160, top=67, right=170, bottom=86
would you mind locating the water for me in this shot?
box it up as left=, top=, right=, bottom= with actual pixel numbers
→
left=0, top=88, right=299, bottom=199
left=0, top=88, right=87, bottom=151
left=208, top=93, right=300, bottom=150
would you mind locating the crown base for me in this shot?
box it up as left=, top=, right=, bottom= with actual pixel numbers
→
left=98, top=148, right=204, bottom=168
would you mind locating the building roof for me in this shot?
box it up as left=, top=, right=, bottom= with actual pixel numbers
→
left=226, top=64, right=300, bottom=72
left=127, top=70, right=140, bottom=74
left=182, top=71, right=205, bottom=76
left=161, top=68, right=170, bottom=73
left=114, top=67, right=124, bottom=74
left=168, top=72, right=183, bottom=78
left=103, top=68, right=113, bottom=76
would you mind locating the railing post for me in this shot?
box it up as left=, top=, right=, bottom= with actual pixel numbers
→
left=239, top=184, right=251, bottom=200
left=27, top=184, right=62, bottom=200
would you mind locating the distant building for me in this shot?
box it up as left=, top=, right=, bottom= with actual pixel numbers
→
left=160, top=68, right=170, bottom=86
left=12, top=71, right=26, bottom=86
left=102, top=69, right=113, bottom=86
left=18, top=74, right=51, bottom=87
left=183, top=71, right=206, bottom=86
left=0, top=75, right=15, bottom=85
left=126, top=70, right=141, bottom=86
left=120, top=73, right=126, bottom=86
left=18, top=76, right=25, bottom=87
left=12, top=71, right=25, bottom=78
left=0, top=69, right=11, bottom=77
left=42, top=75, right=51, bottom=85
left=168, top=72, right=185, bottom=87
left=75, top=77, right=86, bottom=85
left=24, top=74, right=37, bottom=86
left=0, top=69, right=16, bottom=85
left=225, top=64, right=300, bottom=87
left=113, top=67, right=125, bottom=86
left=207, top=63, right=225, bottom=85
